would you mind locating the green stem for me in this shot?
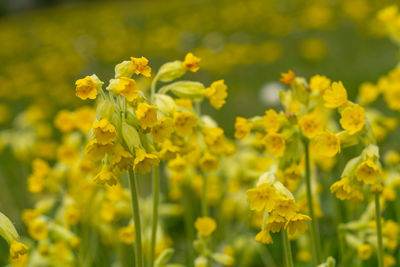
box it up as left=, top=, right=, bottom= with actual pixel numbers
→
left=128, top=171, right=143, bottom=267
left=150, top=73, right=160, bottom=104
left=304, top=139, right=323, bottom=265
left=375, top=194, right=384, bottom=267
left=282, top=230, right=294, bottom=267
left=150, top=166, right=160, bottom=267
left=201, top=174, right=208, bottom=216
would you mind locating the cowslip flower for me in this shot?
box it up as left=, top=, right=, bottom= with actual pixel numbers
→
left=118, top=225, right=135, bottom=245
left=151, top=117, right=174, bottom=143
left=323, top=81, right=348, bottom=108
left=280, top=70, right=296, bottom=85
left=174, top=112, right=198, bottom=137
left=54, top=110, right=75, bottom=133
left=357, top=244, right=373, bottom=260
left=205, top=80, right=228, bottom=110
left=136, top=103, right=158, bottom=130
left=284, top=213, right=311, bottom=236
left=93, top=119, right=117, bottom=144
left=309, top=74, right=331, bottom=94
left=85, top=140, right=113, bottom=161
left=182, top=52, right=200, bottom=72
left=75, top=75, right=103, bottom=100
left=339, top=104, right=366, bottom=135
left=330, top=177, right=353, bottom=200
left=131, top=56, right=151, bottom=77
left=234, top=117, right=251, bottom=139
left=265, top=213, right=286, bottom=233
left=313, top=131, right=340, bottom=157
left=263, top=109, right=281, bottom=133
left=264, top=133, right=286, bottom=158
left=274, top=197, right=298, bottom=219
left=114, top=77, right=139, bottom=102
left=74, top=106, right=95, bottom=133
left=203, top=127, right=226, bottom=154
left=194, top=217, right=216, bottom=237
left=28, top=219, right=48, bottom=241
left=133, top=148, right=160, bottom=174
left=355, top=160, right=381, bottom=184
left=93, top=165, right=118, bottom=186
left=254, top=230, right=273, bottom=244
left=199, top=153, right=219, bottom=173
left=246, top=183, right=278, bottom=212
left=299, top=111, right=324, bottom=139
left=9, top=241, right=29, bottom=265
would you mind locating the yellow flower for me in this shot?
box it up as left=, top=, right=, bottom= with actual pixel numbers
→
left=205, top=80, right=228, bottom=110
left=151, top=117, right=174, bottom=143
left=110, top=144, right=134, bottom=171
left=246, top=183, right=278, bottom=212
left=93, top=165, right=118, bottom=186
left=203, top=127, right=226, bottom=154
left=75, top=75, right=102, bottom=100
left=384, top=254, right=396, bottom=267
left=357, top=244, right=373, bottom=260
left=254, top=230, right=273, bottom=244
left=356, top=160, right=381, bottom=185
left=9, top=241, right=28, bottom=265
left=136, top=103, right=158, bottom=129
left=199, top=153, right=219, bottom=173
left=174, top=112, right=198, bottom=137
left=280, top=70, right=296, bottom=85
left=85, top=139, right=113, bottom=161
left=284, top=213, right=311, bottom=236
left=264, top=133, right=286, bottom=158
left=323, top=81, right=348, bottom=108
left=167, top=155, right=187, bottom=172
left=93, top=119, right=117, bottom=144
left=115, top=77, right=139, bottom=102
left=330, top=177, right=353, bottom=200
left=234, top=117, right=251, bottom=139
left=265, top=213, right=286, bottom=233
left=28, top=219, right=48, bottom=241
left=133, top=148, right=160, bottom=174
left=131, top=56, right=151, bottom=77
left=339, top=104, right=366, bottom=135
left=274, top=197, right=298, bottom=219
left=309, top=74, right=331, bottom=94
left=359, top=82, right=379, bottom=105
left=158, top=140, right=180, bottom=160
left=299, top=111, right=324, bottom=139
left=74, top=106, right=95, bottom=133
left=194, top=217, right=216, bottom=236
left=54, top=110, right=74, bottom=132
left=57, top=145, right=79, bottom=166
left=263, top=109, right=281, bottom=133
left=118, top=225, right=135, bottom=244
left=182, top=52, right=200, bottom=72
left=313, top=131, right=340, bottom=157
left=383, top=84, right=400, bottom=111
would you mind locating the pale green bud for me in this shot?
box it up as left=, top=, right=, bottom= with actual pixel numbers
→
left=155, top=248, right=174, bottom=266
left=115, top=60, right=134, bottom=78
left=361, top=144, right=379, bottom=161
left=212, top=253, right=234, bottom=266
left=194, top=256, right=208, bottom=267
left=200, top=115, right=217, bottom=127
left=96, top=99, right=115, bottom=121
left=341, top=156, right=362, bottom=178
left=155, top=94, right=176, bottom=115
left=161, top=81, right=205, bottom=99
left=89, top=74, right=104, bottom=90
left=293, top=77, right=309, bottom=104
left=157, top=61, right=186, bottom=82
left=0, top=212, right=19, bottom=244
left=106, top=78, right=120, bottom=94
left=121, top=120, right=142, bottom=152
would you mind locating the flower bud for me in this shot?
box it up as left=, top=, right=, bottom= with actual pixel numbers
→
left=0, top=212, right=19, bottom=244
left=157, top=61, right=186, bottom=82
left=155, top=248, right=174, bottom=266
left=212, top=253, right=235, bottom=266
left=96, top=99, right=115, bottom=121
left=162, top=81, right=205, bottom=99
left=194, top=256, right=208, bottom=267
left=155, top=94, right=176, bottom=115
left=115, top=60, right=134, bottom=78
left=121, top=120, right=142, bottom=152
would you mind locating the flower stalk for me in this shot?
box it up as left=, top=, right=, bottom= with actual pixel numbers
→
left=128, top=171, right=143, bottom=267
left=150, top=166, right=160, bottom=267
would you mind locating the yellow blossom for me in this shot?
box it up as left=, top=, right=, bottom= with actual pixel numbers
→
left=356, top=160, right=381, bottom=185
left=274, top=197, right=298, bottom=219
left=203, top=127, right=226, bottom=154
left=93, top=165, right=118, bottom=186
left=85, top=139, right=113, bottom=161
left=264, top=133, right=286, bottom=158
left=246, top=183, right=278, bottom=212
left=151, top=117, right=174, bottom=143
left=74, top=106, right=95, bottom=133
left=280, top=70, right=296, bottom=85
left=265, top=213, right=286, bottom=233
left=57, top=145, right=79, bottom=166
left=75, top=75, right=102, bottom=100
left=118, top=225, right=135, bottom=244
left=133, top=148, right=160, bottom=174
left=110, top=144, right=134, bottom=171
left=115, top=77, right=139, bottom=102
left=182, top=52, right=200, bottom=72
left=174, top=112, right=198, bottom=137
left=9, top=241, right=28, bottom=265
left=205, top=80, right=228, bottom=110
left=357, top=244, right=373, bottom=260
left=93, top=119, right=117, bottom=144
left=234, top=117, right=251, bottom=139
left=284, top=213, right=311, bottom=236
left=28, top=219, right=48, bottom=241
left=54, top=110, right=75, bottom=132
left=299, top=111, right=324, bottom=139
left=359, top=82, right=379, bottom=105
left=136, top=103, right=158, bottom=129
left=131, top=56, right=151, bottom=77
left=254, top=230, right=273, bottom=244
left=194, top=217, right=216, bottom=236
left=313, top=131, right=340, bottom=157
left=167, top=155, right=187, bottom=172
left=323, top=81, right=348, bottom=108
left=309, top=74, right=331, bottom=94
left=339, top=104, right=366, bottom=135
left=330, top=177, right=353, bottom=200
left=199, top=153, right=219, bottom=173
left=263, top=109, right=281, bottom=133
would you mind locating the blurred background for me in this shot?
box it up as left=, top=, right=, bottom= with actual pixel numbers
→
left=0, top=0, right=399, bottom=264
